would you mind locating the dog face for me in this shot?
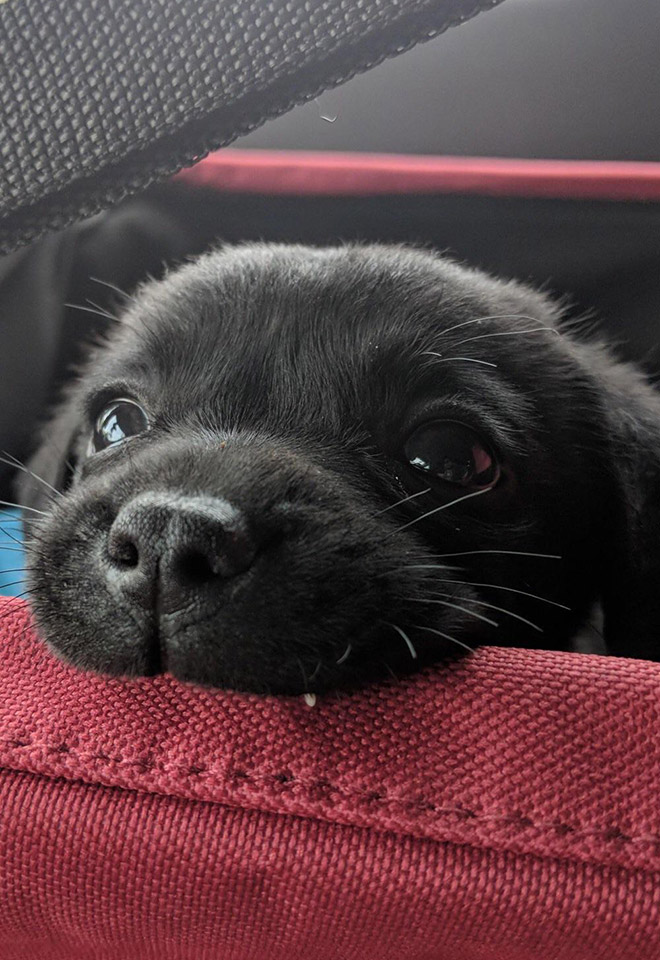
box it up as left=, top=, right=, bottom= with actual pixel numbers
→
left=20, top=244, right=660, bottom=694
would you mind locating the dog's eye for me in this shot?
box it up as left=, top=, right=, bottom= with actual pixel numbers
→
left=92, top=399, right=149, bottom=453
left=402, top=420, right=500, bottom=488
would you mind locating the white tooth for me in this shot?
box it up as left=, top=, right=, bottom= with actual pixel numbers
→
left=303, top=693, right=317, bottom=708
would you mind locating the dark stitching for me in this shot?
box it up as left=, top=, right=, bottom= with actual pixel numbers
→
left=130, top=759, right=154, bottom=772
left=273, top=772, right=294, bottom=784
left=3, top=736, right=660, bottom=849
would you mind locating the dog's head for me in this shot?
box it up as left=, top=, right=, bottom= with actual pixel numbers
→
left=19, top=244, right=660, bottom=693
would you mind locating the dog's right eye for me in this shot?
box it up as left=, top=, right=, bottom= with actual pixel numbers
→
left=402, top=420, right=500, bottom=489
left=91, top=399, right=149, bottom=453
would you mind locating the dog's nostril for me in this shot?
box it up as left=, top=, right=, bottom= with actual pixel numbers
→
left=174, top=549, right=217, bottom=586
left=108, top=534, right=139, bottom=568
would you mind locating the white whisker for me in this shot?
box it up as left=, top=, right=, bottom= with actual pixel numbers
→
left=387, top=486, right=491, bottom=538
left=407, top=596, right=498, bottom=627
left=0, top=451, right=62, bottom=499
left=87, top=298, right=120, bottom=322
left=0, top=500, right=48, bottom=516
left=89, top=275, right=138, bottom=303
left=405, top=572, right=571, bottom=610
left=308, top=659, right=323, bottom=683
left=451, top=326, right=559, bottom=349
left=336, top=643, right=352, bottom=665
left=431, top=313, right=547, bottom=340
left=411, top=624, right=476, bottom=655
left=428, top=549, right=561, bottom=560
left=422, top=353, right=498, bottom=368
left=385, top=622, right=418, bottom=660
left=427, top=592, right=543, bottom=633
left=64, top=302, right=121, bottom=324
left=375, top=487, right=431, bottom=516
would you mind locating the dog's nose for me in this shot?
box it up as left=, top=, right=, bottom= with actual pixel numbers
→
left=106, top=493, right=258, bottom=608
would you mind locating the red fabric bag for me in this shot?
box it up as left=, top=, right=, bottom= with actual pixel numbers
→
left=2, top=592, right=660, bottom=960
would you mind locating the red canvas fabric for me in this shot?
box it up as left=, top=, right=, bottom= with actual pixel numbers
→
left=1, top=595, right=660, bottom=959
left=174, top=149, right=660, bottom=202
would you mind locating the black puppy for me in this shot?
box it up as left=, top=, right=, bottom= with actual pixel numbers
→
left=19, top=244, right=660, bottom=694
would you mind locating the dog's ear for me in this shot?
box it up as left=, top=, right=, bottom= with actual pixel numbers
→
left=17, top=396, right=81, bottom=514
left=597, top=364, right=660, bottom=661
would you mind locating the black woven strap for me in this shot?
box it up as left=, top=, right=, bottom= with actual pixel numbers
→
left=0, top=0, right=503, bottom=253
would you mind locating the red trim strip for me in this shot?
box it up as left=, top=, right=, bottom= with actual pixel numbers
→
left=174, top=149, right=660, bottom=203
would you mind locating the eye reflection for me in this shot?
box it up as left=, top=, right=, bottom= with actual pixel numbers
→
left=91, top=399, right=149, bottom=453
left=402, top=420, right=500, bottom=489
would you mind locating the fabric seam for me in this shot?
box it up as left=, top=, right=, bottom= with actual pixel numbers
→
left=2, top=736, right=658, bottom=851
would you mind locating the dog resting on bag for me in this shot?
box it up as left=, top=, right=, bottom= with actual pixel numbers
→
left=18, top=244, right=660, bottom=694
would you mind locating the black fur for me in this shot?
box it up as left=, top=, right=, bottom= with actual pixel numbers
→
left=19, top=244, right=660, bottom=694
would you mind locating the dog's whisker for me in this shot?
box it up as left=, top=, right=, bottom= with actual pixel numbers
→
left=430, top=313, right=547, bottom=341
left=451, top=326, right=560, bottom=349
left=64, top=301, right=123, bottom=324
left=89, top=275, right=139, bottom=303
left=427, top=549, right=562, bottom=560
left=373, top=563, right=463, bottom=580
left=421, top=353, right=498, bottom=368
left=385, top=622, right=418, bottom=660
left=308, top=659, right=323, bottom=683
left=0, top=452, right=62, bottom=499
left=380, top=659, right=400, bottom=682
left=0, top=525, right=26, bottom=547
left=0, top=580, right=27, bottom=590
left=336, top=642, right=352, bottom=665
left=411, top=623, right=476, bottom=655
left=385, top=487, right=491, bottom=539
left=374, top=487, right=431, bottom=516
left=406, top=572, right=571, bottom=610
left=86, top=298, right=121, bottom=323
left=584, top=619, right=605, bottom=641
left=425, top=591, right=544, bottom=633
left=406, top=596, right=499, bottom=627
left=296, top=656, right=310, bottom=693
left=0, top=567, right=28, bottom=575
left=0, top=500, right=48, bottom=516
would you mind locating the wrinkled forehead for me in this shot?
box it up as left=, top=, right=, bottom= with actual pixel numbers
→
left=89, top=247, right=543, bottom=436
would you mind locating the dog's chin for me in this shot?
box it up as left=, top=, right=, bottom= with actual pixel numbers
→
left=31, top=604, right=467, bottom=696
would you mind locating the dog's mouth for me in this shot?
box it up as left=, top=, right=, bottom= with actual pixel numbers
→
left=25, top=477, right=483, bottom=695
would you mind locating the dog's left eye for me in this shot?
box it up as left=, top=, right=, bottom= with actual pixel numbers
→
left=91, top=399, right=149, bottom=453
left=402, top=420, right=500, bottom=488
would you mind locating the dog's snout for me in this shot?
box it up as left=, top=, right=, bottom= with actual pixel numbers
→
left=106, top=493, right=258, bottom=607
